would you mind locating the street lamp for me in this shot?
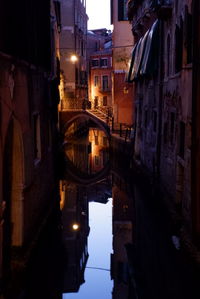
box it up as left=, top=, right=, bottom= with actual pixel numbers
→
left=70, top=54, right=78, bottom=63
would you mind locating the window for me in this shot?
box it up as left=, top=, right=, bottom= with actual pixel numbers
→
left=95, top=42, right=98, bottom=51
left=102, top=76, right=109, bottom=90
left=92, top=59, right=99, bottom=67
left=167, top=34, right=170, bottom=76
left=118, top=0, right=128, bottom=21
left=33, top=114, right=41, bottom=161
left=175, top=20, right=183, bottom=73
left=179, top=121, right=185, bottom=159
left=100, top=58, right=108, bottom=67
left=94, top=76, right=98, bottom=86
left=103, top=96, right=107, bottom=106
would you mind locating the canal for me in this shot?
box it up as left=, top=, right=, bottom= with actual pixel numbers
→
left=3, top=119, right=200, bottom=299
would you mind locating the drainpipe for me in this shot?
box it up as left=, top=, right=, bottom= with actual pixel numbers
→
left=191, top=0, right=200, bottom=244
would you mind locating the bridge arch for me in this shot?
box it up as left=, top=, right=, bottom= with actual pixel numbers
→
left=60, top=111, right=110, bottom=138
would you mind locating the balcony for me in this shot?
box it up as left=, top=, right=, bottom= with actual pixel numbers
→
left=128, top=0, right=172, bottom=21
left=150, top=0, right=172, bottom=19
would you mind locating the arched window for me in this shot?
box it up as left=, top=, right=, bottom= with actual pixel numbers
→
left=175, top=19, right=183, bottom=73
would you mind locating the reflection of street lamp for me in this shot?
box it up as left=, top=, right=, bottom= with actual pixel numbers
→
left=72, top=223, right=80, bottom=231
left=70, top=54, right=78, bottom=63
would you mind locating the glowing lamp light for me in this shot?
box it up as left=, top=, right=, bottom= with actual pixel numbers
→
left=70, top=55, right=78, bottom=63
left=72, top=223, right=79, bottom=231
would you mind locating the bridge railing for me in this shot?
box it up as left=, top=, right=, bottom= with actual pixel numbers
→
left=61, top=98, right=87, bottom=110
left=111, top=121, right=134, bottom=142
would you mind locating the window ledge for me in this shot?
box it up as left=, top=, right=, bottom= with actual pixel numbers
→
left=182, top=63, right=192, bottom=70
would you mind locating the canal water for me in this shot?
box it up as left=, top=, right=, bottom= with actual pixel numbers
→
left=62, top=200, right=113, bottom=299
left=3, top=120, right=200, bottom=299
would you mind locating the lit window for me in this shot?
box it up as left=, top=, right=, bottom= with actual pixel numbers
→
left=94, top=76, right=99, bottom=86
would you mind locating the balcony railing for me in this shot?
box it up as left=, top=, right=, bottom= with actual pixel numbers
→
left=128, top=0, right=172, bottom=21
left=100, top=87, right=111, bottom=93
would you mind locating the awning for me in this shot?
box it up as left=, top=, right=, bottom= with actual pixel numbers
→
left=139, top=19, right=159, bottom=77
left=126, top=43, right=138, bottom=82
left=127, top=19, right=160, bottom=82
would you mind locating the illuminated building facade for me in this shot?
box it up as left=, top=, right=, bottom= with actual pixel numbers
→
left=59, top=0, right=88, bottom=110
left=110, top=0, right=134, bottom=125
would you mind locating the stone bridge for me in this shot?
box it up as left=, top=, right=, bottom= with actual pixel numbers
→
left=59, top=109, right=111, bottom=137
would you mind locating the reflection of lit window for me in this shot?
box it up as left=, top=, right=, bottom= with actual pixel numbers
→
left=103, top=136, right=107, bottom=146
left=95, top=156, right=99, bottom=165
left=95, top=136, right=99, bottom=145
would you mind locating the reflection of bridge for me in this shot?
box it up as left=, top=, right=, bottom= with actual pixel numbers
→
left=59, top=109, right=111, bottom=137
left=63, top=155, right=111, bottom=186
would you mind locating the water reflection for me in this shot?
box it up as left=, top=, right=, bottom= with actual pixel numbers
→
left=60, top=182, right=89, bottom=293
left=5, top=121, right=199, bottom=299
left=60, top=122, right=134, bottom=299
left=111, top=172, right=134, bottom=298
left=60, top=176, right=113, bottom=297
left=61, top=195, right=113, bottom=299
left=63, top=120, right=109, bottom=177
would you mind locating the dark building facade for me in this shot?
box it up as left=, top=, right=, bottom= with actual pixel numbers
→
left=0, top=0, right=61, bottom=290
left=127, top=0, right=199, bottom=252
